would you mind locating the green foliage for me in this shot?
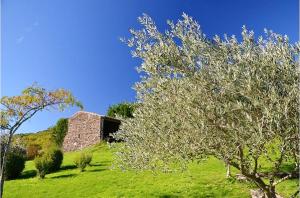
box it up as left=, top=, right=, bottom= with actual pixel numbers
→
left=4, top=146, right=26, bottom=180
left=47, top=148, right=64, bottom=172
left=34, top=147, right=63, bottom=178
left=51, top=118, right=68, bottom=147
left=26, top=144, right=42, bottom=160
left=14, top=130, right=55, bottom=153
left=14, top=119, right=68, bottom=156
left=115, top=13, right=300, bottom=197
left=107, top=102, right=135, bottom=118
left=1, top=84, right=82, bottom=131
left=34, top=154, right=53, bottom=179
left=73, top=152, right=93, bottom=172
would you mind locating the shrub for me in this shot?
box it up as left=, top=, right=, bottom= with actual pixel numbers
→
left=47, top=148, right=63, bottom=172
left=51, top=118, right=68, bottom=147
left=85, top=153, right=92, bottom=166
left=34, top=155, right=53, bottom=179
left=74, top=152, right=93, bottom=172
left=34, top=148, right=63, bottom=178
left=4, top=148, right=26, bottom=180
left=26, top=144, right=42, bottom=160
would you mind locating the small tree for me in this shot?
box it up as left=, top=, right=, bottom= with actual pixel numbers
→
left=74, top=152, right=93, bottom=172
left=51, top=118, right=68, bottom=147
left=107, top=102, right=135, bottom=118
left=47, top=148, right=63, bottom=172
left=114, top=14, right=299, bottom=198
left=34, top=154, right=53, bottom=179
left=0, top=84, right=82, bottom=196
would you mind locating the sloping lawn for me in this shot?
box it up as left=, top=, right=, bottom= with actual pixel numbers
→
left=4, top=143, right=298, bottom=198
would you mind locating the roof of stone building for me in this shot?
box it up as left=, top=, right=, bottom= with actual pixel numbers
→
left=70, top=111, right=121, bottom=122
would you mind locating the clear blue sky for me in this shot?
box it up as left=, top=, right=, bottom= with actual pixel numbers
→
left=2, top=0, right=298, bottom=133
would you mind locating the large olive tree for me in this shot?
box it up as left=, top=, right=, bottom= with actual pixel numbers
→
left=0, top=84, right=82, bottom=197
left=114, top=14, right=299, bottom=197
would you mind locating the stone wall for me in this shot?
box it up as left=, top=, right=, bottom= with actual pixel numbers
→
left=63, top=111, right=102, bottom=152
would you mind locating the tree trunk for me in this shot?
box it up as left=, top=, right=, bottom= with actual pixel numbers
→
left=0, top=147, right=7, bottom=198
left=228, top=161, right=284, bottom=198
left=265, top=186, right=277, bottom=198
left=250, top=188, right=278, bottom=198
left=0, top=174, right=4, bottom=198
left=0, top=133, right=13, bottom=198
left=226, top=163, right=231, bottom=178
left=0, top=145, right=6, bottom=198
left=241, top=170, right=277, bottom=198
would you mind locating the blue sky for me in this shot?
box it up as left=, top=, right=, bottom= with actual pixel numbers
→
left=2, top=0, right=298, bottom=133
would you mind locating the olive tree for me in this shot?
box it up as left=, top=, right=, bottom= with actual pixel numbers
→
left=0, top=84, right=82, bottom=197
left=114, top=14, right=299, bottom=197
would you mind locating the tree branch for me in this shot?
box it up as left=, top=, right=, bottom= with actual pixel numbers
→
left=273, top=174, right=292, bottom=186
left=290, top=190, right=299, bottom=198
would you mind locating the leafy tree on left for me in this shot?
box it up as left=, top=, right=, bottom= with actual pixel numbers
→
left=0, top=84, right=82, bottom=197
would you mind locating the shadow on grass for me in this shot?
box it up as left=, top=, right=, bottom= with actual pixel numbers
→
left=51, top=173, right=77, bottom=179
left=60, top=165, right=77, bottom=171
left=90, top=164, right=109, bottom=168
left=91, top=161, right=111, bottom=166
left=158, top=195, right=180, bottom=198
left=157, top=190, right=217, bottom=198
left=20, top=170, right=37, bottom=179
left=16, top=164, right=106, bottom=180
left=86, top=168, right=107, bottom=173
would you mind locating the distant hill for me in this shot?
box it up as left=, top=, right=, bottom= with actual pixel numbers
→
left=14, top=129, right=55, bottom=149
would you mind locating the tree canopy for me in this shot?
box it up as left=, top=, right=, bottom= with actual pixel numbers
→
left=51, top=118, right=68, bottom=147
left=114, top=14, right=300, bottom=198
left=107, top=102, right=135, bottom=118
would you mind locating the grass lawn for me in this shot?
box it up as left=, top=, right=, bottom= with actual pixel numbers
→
left=4, top=143, right=298, bottom=198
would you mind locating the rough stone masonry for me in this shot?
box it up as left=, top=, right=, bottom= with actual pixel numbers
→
left=63, top=111, right=120, bottom=152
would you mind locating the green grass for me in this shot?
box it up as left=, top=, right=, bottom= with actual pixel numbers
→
left=4, top=143, right=298, bottom=198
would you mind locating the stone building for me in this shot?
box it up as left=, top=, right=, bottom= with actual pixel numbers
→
left=63, top=111, right=121, bottom=152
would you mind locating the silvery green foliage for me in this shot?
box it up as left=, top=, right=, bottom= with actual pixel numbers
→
left=114, top=13, right=299, bottom=196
